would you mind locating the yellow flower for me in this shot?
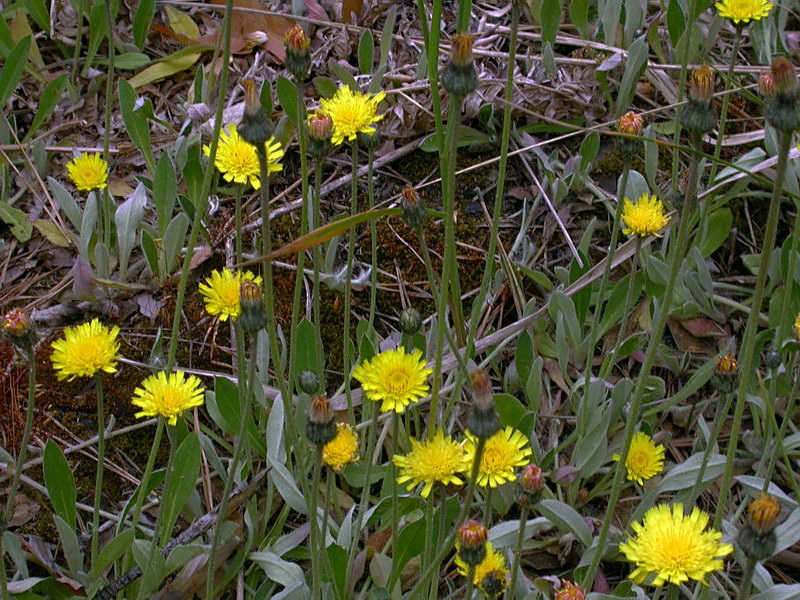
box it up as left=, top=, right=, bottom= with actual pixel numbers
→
left=66, top=153, right=108, bottom=191
left=319, top=86, right=386, bottom=146
left=454, top=542, right=510, bottom=594
left=322, top=423, right=359, bottom=471
left=621, top=193, right=671, bottom=237
left=462, top=426, right=532, bottom=488
left=715, top=0, right=773, bottom=23
left=612, top=432, right=665, bottom=485
left=352, top=347, right=432, bottom=413
left=203, top=125, right=283, bottom=190
left=619, top=503, right=733, bottom=586
left=51, top=319, right=120, bottom=380
left=794, top=312, right=800, bottom=340
left=393, top=430, right=470, bottom=498
left=131, top=371, right=205, bottom=426
left=199, top=269, right=263, bottom=321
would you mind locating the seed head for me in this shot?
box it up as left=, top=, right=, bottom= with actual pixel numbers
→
left=245, top=31, right=268, bottom=49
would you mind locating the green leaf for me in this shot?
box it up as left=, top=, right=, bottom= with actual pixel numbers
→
left=90, top=529, right=135, bottom=577
left=295, top=318, right=322, bottom=375
left=154, top=153, right=177, bottom=235
left=378, top=6, right=396, bottom=66
left=115, top=182, right=147, bottom=281
left=0, top=36, right=30, bottom=107
left=48, top=176, right=81, bottom=230
left=127, top=49, right=204, bottom=90
left=313, top=76, right=337, bottom=99
left=516, top=331, right=534, bottom=384
left=83, top=1, right=107, bottom=77
left=0, top=200, right=32, bottom=242
left=43, top=440, right=76, bottom=530
left=569, top=0, right=589, bottom=37
left=578, top=131, right=600, bottom=167
left=133, top=0, right=155, bottom=49
left=163, top=212, right=189, bottom=274
left=495, top=394, right=527, bottom=428
left=259, top=78, right=273, bottom=116
left=141, top=229, right=160, bottom=279
left=276, top=75, right=299, bottom=125
left=326, top=544, right=349, bottom=598
left=538, top=499, right=592, bottom=546
left=358, top=29, right=374, bottom=74
left=160, top=433, right=201, bottom=546
left=118, top=78, right=155, bottom=170
left=52, top=515, right=82, bottom=575
left=615, top=37, right=648, bottom=116
left=667, top=0, right=686, bottom=48
left=700, top=207, right=732, bottom=258
left=328, top=59, right=360, bottom=93
left=394, top=518, right=426, bottom=572
left=21, top=0, right=49, bottom=32
left=540, top=0, right=561, bottom=46
left=24, top=74, right=67, bottom=141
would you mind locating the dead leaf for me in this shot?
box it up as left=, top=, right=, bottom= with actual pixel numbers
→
left=33, top=219, right=70, bottom=247
left=667, top=318, right=719, bottom=356
left=212, top=0, right=293, bottom=59
left=679, top=317, right=727, bottom=339
left=342, top=0, right=364, bottom=23
left=189, top=245, right=212, bottom=270
left=305, top=0, right=329, bottom=22
left=8, top=493, right=40, bottom=527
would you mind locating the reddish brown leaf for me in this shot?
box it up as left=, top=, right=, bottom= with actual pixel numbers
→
left=341, top=0, right=364, bottom=23
left=212, top=0, right=294, bottom=59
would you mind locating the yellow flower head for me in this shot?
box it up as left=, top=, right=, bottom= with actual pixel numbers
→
left=352, top=347, right=432, bottom=413
left=131, top=371, right=205, bottom=426
left=794, top=312, right=800, bottom=340
left=619, top=503, right=733, bottom=586
left=319, top=86, right=386, bottom=146
left=199, top=269, right=263, bottom=321
left=462, top=426, right=533, bottom=488
left=51, top=319, right=120, bottom=380
left=612, top=431, right=665, bottom=485
left=203, top=125, right=283, bottom=190
left=322, top=423, right=359, bottom=471
left=67, top=153, right=108, bottom=192
left=621, top=193, right=671, bottom=237
left=454, top=542, right=510, bottom=594
left=715, top=0, right=773, bottom=24
left=393, top=430, right=470, bottom=498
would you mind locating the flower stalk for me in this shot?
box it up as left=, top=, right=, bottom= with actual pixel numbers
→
left=91, top=373, right=106, bottom=563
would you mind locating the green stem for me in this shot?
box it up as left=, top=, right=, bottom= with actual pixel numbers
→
left=234, top=187, right=243, bottom=264
left=0, top=352, right=36, bottom=600
left=72, top=0, right=85, bottom=84
left=684, top=391, right=733, bottom=507
left=581, top=132, right=704, bottom=590
left=166, top=0, right=234, bottom=372
left=483, top=487, right=493, bottom=527
left=712, top=130, right=793, bottom=531
left=762, top=365, right=800, bottom=500
left=312, top=160, right=324, bottom=380
left=309, top=447, right=323, bottom=600
left=507, top=503, right=530, bottom=600
left=367, top=149, right=378, bottom=327
left=739, top=558, right=756, bottom=600
left=669, top=0, right=696, bottom=194
left=91, top=374, right=105, bottom=563
left=456, top=0, right=472, bottom=33
left=102, top=0, right=116, bottom=260
left=464, top=565, right=476, bottom=600
left=342, top=142, right=359, bottom=426
left=389, top=411, right=400, bottom=588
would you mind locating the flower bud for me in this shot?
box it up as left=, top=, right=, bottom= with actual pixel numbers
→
left=555, top=581, right=586, bottom=600
left=401, top=185, right=427, bottom=228
left=456, top=520, right=488, bottom=565
left=239, top=280, right=266, bottom=333
left=306, top=395, right=337, bottom=445
left=357, top=126, right=381, bottom=150
left=284, top=24, right=311, bottom=79
left=764, top=58, right=800, bottom=132
left=689, top=65, right=715, bottom=105
left=682, top=66, right=716, bottom=134
left=764, top=348, right=781, bottom=370
left=712, top=351, right=738, bottom=394
left=298, top=370, right=321, bottom=394
left=441, top=33, right=477, bottom=96
left=308, top=112, right=334, bottom=159
left=2, top=308, right=35, bottom=353
left=245, top=30, right=268, bottom=49
left=518, top=463, right=544, bottom=504
left=238, top=78, right=272, bottom=147
left=467, top=369, right=500, bottom=440
left=481, top=570, right=509, bottom=597
left=400, top=308, right=422, bottom=336
left=759, top=71, right=775, bottom=98
left=738, top=493, right=781, bottom=561
left=771, top=58, right=798, bottom=98
left=617, top=111, right=644, bottom=136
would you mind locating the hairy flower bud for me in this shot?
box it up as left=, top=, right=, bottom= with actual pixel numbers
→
left=238, top=78, right=272, bottom=146
left=441, top=33, right=477, bottom=96
left=357, top=126, right=381, bottom=150
left=616, top=111, right=644, bottom=158
left=239, top=280, right=266, bottom=333
left=306, top=395, right=337, bottom=445
left=759, top=71, right=775, bottom=98
left=764, top=58, right=800, bottom=132
left=298, top=370, right=321, bottom=395
left=682, top=66, right=716, bottom=134
left=401, top=185, right=427, bottom=228
left=284, top=24, right=311, bottom=79
left=2, top=308, right=35, bottom=353
left=467, top=369, right=500, bottom=439
left=738, top=493, right=781, bottom=561
left=555, top=581, right=586, bottom=600
left=771, top=58, right=798, bottom=98
left=764, top=348, right=781, bottom=370
left=689, top=65, right=715, bottom=105
left=712, top=351, right=739, bottom=394
left=518, top=463, right=545, bottom=504
left=308, top=112, right=334, bottom=159
left=399, top=308, right=422, bottom=336
left=456, top=520, right=488, bottom=566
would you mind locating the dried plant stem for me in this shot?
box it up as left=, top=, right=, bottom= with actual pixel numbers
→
left=582, top=133, right=704, bottom=590
left=0, top=354, right=36, bottom=600
left=712, top=130, right=793, bottom=531
left=91, top=374, right=106, bottom=563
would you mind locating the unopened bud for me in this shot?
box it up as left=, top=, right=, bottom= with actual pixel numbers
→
left=467, top=369, right=500, bottom=439
left=2, top=308, right=35, bottom=353
left=400, top=308, right=422, bottom=335
left=764, top=58, right=800, bottom=132
left=759, top=71, right=775, bottom=97
left=555, top=581, right=586, bottom=600
left=239, top=280, right=266, bottom=332
left=456, top=520, right=488, bottom=566
left=682, top=66, right=716, bottom=134
left=238, top=79, right=272, bottom=146
left=284, top=24, right=311, bottom=79
left=689, top=65, right=715, bottom=105
left=441, top=33, right=477, bottom=96
left=357, top=126, right=381, bottom=150
left=245, top=31, right=268, bottom=49
left=712, top=351, right=738, bottom=394
left=518, top=463, right=544, bottom=504
left=771, top=58, right=798, bottom=98
left=298, top=370, right=321, bottom=395
left=308, top=112, right=334, bottom=159
left=764, top=348, right=781, bottom=370
left=738, top=493, right=781, bottom=561
left=617, top=111, right=644, bottom=136
left=306, top=395, right=336, bottom=445
left=480, top=570, right=509, bottom=597
left=401, top=185, right=427, bottom=228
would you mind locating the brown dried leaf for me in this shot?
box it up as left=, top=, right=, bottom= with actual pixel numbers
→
left=212, top=0, right=293, bottom=59
left=341, top=0, right=364, bottom=23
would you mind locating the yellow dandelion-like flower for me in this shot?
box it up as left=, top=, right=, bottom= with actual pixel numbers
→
left=51, top=319, right=120, bottom=381
left=352, top=347, right=432, bottom=413
left=454, top=542, right=510, bottom=593
left=393, top=430, right=470, bottom=498
left=131, top=371, right=205, bottom=426
left=612, top=432, right=665, bottom=485
left=66, top=153, right=108, bottom=192
left=322, top=423, right=359, bottom=471
left=462, top=426, right=533, bottom=488
left=715, top=0, right=773, bottom=24
left=319, top=86, right=386, bottom=146
left=198, top=269, right=263, bottom=321
left=619, top=503, right=734, bottom=586
left=793, top=312, right=800, bottom=340
left=203, top=125, right=283, bottom=190
left=621, top=193, right=671, bottom=237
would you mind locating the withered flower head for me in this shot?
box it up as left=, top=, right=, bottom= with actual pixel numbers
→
left=450, top=33, right=474, bottom=66
left=748, top=493, right=781, bottom=535
left=712, top=351, right=739, bottom=394
left=442, top=33, right=477, bottom=95
left=682, top=66, right=717, bottom=134
left=617, top=111, right=644, bottom=136
left=518, top=463, right=544, bottom=504
left=401, top=184, right=427, bottom=228
left=285, top=24, right=310, bottom=51
left=284, top=24, right=311, bottom=79
left=2, top=308, right=35, bottom=353
left=715, top=351, right=737, bottom=374
left=738, top=492, right=781, bottom=561
left=245, top=31, right=268, bottom=49
left=759, top=71, right=776, bottom=97
left=771, top=57, right=798, bottom=98
left=467, top=368, right=501, bottom=440
left=238, top=78, right=272, bottom=146
left=306, top=394, right=336, bottom=445
left=456, top=520, right=488, bottom=566
left=689, top=66, right=715, bottom=105
left=239, top=280, right=266, bottom=333
left=307, top=112, right=334, bottom=160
